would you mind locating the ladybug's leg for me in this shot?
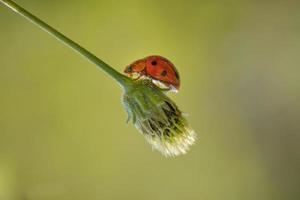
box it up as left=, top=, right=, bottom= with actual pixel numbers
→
left=132, top=74, right=142, bottom=81
left=132, top=71, right=146, bottom=81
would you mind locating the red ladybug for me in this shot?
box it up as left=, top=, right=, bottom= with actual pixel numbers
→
left=124, top=55, right=180, bottom=92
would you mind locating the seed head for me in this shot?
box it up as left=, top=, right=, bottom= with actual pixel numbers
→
left=122, top=79, right=196, bottom=157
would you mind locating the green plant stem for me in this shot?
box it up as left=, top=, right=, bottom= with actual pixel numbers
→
left=0, top=0, right=132, bottom=89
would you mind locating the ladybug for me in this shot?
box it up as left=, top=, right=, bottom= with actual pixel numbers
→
left=124, top=55, right=180, bottom=92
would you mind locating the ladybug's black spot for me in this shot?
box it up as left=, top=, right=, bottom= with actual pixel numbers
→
left=161, top=70, right=167, bottom=77
left=151, top=60, right=157, bottom=66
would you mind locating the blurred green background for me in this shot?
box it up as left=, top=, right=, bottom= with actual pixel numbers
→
left=0, top=0, right=299, bottom=200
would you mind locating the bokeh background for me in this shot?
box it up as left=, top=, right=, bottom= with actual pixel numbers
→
left=0, top=0, right=299, bottom=200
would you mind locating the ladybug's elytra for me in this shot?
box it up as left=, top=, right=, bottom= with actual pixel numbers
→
left=124, top=55, right=180, bottom=92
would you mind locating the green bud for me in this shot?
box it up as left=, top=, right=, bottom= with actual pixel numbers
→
left=122, top=79, right=196, bottom=157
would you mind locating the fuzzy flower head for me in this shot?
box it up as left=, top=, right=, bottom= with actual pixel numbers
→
left=122, top=79, right=196, bottom=157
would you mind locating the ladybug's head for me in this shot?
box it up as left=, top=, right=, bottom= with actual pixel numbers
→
left=124, top=59, right=146, bottom=76
left=124, top=65, right=134, bottom=74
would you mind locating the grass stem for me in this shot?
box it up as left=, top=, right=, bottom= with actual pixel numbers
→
left=0, top=0, right=132, bottom=89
